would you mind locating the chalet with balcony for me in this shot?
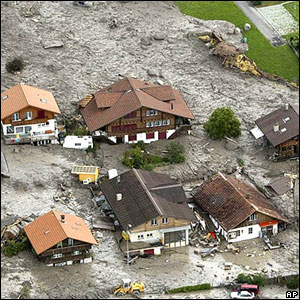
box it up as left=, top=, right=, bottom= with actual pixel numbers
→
left=24, top=210, right=97, bottom=267
left=80, top=77, right=195, bottom=144
left=1, top=84, right=61, bottom=145
left=193, top=173, right=289, bottom=243
left=250, top=103, right=299, bottom=160
left=99, top=168, right=196, bottom=256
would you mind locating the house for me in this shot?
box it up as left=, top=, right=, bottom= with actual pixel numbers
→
left=1, top=84, right=61, bottom=145
left=63, top=135, right=93, bottom=150
left=193, top=173, right=289, bottom=243
left=71, top=165, right=99, bottom=183
left=24, top=210, right=97, bottom=267
left=99, top=169, right=196, bottom=255
left=80, top=77, right=195, bottom=144
left=251, top=104, right=299, bottom=159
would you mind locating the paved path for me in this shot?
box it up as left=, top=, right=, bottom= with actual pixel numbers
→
left=234, top=1, right=286, bottom=47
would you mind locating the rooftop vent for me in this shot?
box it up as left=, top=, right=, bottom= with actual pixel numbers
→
left=125, top=89, right=132, bottom=94
left=116, top=193, right=122, bottom=201
left=44, top=230, right=50, bottom=235
left=285, top=103, right=289, bottom=111
left=281, top=128, right=287, bottom=133
left=2, top=95, right=8, bottom=100
left=273, top=122, right=279, bottom=132
left=283, top=117, right=290, bottom=123
left=61, top=215, right=65, bottom=223
left=40, top=98, right=48, bottom=103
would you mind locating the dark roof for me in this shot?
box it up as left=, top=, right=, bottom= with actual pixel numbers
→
left=255, top=104, right=299, bottom=147
left=193, top=173, right=289, bottom=231
left=99, top=169, right=196, bottom=229
left=81, top=77, right=195, bottom=132
left=265, top=177, right=293, bottom=195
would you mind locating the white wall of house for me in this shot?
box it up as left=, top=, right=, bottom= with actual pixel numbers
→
left=2, top=119, right=58, bottom=137
left=166, top=129, right=176, bottom=139
left=227, top=224, right=261, bottom=243
left=108, top=136, right=117, bottom=143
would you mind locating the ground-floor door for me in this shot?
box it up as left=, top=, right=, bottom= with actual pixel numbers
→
left=158, top=131, right=166, bottom=140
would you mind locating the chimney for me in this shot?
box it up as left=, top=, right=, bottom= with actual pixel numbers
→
left=273, top=122, right=279, bottom=132
left=61, top=215, right=65, bottom=223
left=116, top=193, right=122, bottom=201
left=285, top=103, right=289, bottom=111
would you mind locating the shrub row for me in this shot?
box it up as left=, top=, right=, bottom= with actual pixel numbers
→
left=167, top=283, right=211, bottom=294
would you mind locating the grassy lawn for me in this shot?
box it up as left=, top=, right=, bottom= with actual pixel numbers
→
left=176, top=1, right=299, bottom=84
left=284, top=1, right=299, bottom=22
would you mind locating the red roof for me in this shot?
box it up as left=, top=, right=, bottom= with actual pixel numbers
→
left=81, top=77, right=195, bottom=132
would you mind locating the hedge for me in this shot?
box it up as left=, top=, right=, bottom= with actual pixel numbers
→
left=167, top=283, right=211, bottom=294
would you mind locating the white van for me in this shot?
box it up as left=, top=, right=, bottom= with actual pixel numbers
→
left=63, top=136, right=93, bottom=150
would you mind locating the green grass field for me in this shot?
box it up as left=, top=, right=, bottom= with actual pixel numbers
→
left=175, top=1, right=299, bottom=84
left=284, top=1, right=299, bottom=22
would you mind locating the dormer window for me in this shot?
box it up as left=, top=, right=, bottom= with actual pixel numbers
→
left=2, top=95, right=8, bottom=100
left=40, top=98, right=48, bottom=103
left=283, top=117, right=290, bottom=123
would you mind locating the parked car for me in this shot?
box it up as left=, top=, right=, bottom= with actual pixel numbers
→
left=231, top=291, right=255, bottom=299
left=233, top=284, right=259, bottom=296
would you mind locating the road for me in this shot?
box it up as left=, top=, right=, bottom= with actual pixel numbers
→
left=234, top=1, right=286, bottom=47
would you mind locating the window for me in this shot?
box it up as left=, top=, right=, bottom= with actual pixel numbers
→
left=2, top=95, right=8, bottom=100
left=12, top=113, right=20, bottom=122
left=281, top=147, right=286, bottom=152
left=25, top=111, right=32, bottom=120
left=146, top=122, right=150, bottom=128
left=57, top=242, right=63, bottom=248
left=150, top=122, right=154, bottom=127
left=68, top=238, right=73, bottom=246
left=162, top=120, right=167, bottom=126
left=75, top=143, right=81, bottom=146
left=72, top=251, right=80, bottom=256
left=235, top=230, right=240, bottom=236
left=146, top=110, right=150, bottom=116
left=16, top=127, right=24, bottom=133
left=147, top=233, right=153, bottom=238
left=158, top=120, right=162, bottom=126
left=25, top=126, right=32, bottom=134
left=150, top=110, right=155, bottom=116
left=146, top=132, right=154, bottom=139
left=52, top=253, right=63, bottom=259
left=154, top=121, right=159, bottom=127
left=7, top=126, right=14, bottom=134
left=166, top=120, right=171, bottom=126
left=162, top=217, right=168, bottom=224
left=249, top=213, right=257, bottom=221
left=154, top=110, right=158, bottom=115
left=129, top=134, right=137, bottom=141
left=138, top=234, right=144, bottom=240
left=151, top=219, right=158, bottom=226
left=248, top=227, right=253, bottom=234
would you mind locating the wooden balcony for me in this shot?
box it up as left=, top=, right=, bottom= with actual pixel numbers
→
left=40, top=243, right=91, bottom=257
left=43, top=252, right=91, bottom=264
left=10, top=117, right=50, bottom=126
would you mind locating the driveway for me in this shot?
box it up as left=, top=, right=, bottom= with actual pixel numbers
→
left=234, top=1, right=286, bottom=47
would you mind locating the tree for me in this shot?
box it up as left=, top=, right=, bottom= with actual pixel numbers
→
left=6, top=57, right=25, bottom=73
left=204, top=107, right=241, bottom=139
left=165, top=141, right=185, bottom=163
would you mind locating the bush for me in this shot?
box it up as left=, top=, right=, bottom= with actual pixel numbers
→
left=19, top=285, right=31, bottom=299
left=252, top=1, right=262, bottom=6
left=165, top=142, right=185, bottom=163
left=237, top=158, right=244, bottom=167
left=236, top=273, right=265, bottom=287
left=2, top=234, right=30, bottom=256
left=204, top=107, right=241, bottom=139
left=6, top=57, right=25, bottom=73
left=73, top=127, right=88, bottom=136
left=167, top=283, right=211, bottom=294
left=286, top=276, right=299, bottom=289
left=131, top=141, right=147, bottom=151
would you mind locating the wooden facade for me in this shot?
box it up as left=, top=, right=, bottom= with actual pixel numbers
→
left=235, top=212, right=275, bottom=229
left=130, top=217, right=190, bottom=233
left=277, top=135, right=299, bottom=159
left=106, top=108, right=176, bottom=137
left=2, top=106, right=55, bottom=125
left=37, top=238, right=93, bottom=265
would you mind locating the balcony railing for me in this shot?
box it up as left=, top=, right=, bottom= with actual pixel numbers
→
left=40, top=243, right=91, bottom=257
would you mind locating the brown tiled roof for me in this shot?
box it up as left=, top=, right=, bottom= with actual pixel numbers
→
left=193, top=173, right=288, bottom=231
left=265, top=177, right=293, bottom=195
left=95, top=92, right=123, bottom=108
left=1, top=84, right=61, bottom=120
left=255, top=104, right=299, bottom=147
left=99, top=169, right=196, bottom=229
left=24, top=210, right=97, bottom=255
left=81, top=77, right=195, bottom=132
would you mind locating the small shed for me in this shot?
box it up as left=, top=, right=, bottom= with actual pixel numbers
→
left=71, top=166, right=99, bottom=183
left=265, top=177, right=293, bottom=195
